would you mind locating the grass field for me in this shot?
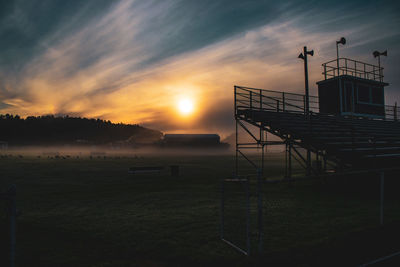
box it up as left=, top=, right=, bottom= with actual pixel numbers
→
left=1, top=152, right=400, bottom=266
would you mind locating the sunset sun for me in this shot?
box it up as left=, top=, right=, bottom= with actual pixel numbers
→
left=178, top=98, right=194, bottom=115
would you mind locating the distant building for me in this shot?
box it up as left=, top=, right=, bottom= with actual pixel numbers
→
left=162, top=134, right=228, bottom=148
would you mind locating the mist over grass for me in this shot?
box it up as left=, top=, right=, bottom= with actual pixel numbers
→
left=0, top=145, right=236, bottom=158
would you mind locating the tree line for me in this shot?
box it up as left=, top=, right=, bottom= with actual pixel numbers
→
left=0, top=114, right=162, bottom=145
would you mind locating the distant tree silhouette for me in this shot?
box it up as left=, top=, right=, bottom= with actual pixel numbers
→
left=0, top=114, right=162, bottom=145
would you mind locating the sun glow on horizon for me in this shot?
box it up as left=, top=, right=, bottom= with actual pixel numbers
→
left=177, top=98, right=194, bottom=115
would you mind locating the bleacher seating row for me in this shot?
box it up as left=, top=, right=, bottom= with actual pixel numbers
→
left=237, top=109, right=400, bottom=169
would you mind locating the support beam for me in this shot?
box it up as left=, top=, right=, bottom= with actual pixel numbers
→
left=238, top=150, right=258, bottom=169
left=237, top=119, right=260, bottom=143
left=285, top=140, right=293, bottom=179
left=235, top=120, right=238, bottom=175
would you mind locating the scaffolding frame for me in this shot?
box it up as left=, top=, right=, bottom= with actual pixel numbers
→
left=222, top=85, right=400, bottom=255
left=222, top=86, right=324, bottom=254
left=234, top=85, right=324, bottom=179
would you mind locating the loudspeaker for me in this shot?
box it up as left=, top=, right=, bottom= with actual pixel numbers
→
left=337, top=37, right=346, bottom=45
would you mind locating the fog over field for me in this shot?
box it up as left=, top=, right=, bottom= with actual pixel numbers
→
left=0, top=145, right=240, bottom=157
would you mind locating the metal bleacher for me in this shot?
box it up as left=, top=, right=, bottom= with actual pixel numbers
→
left=235, top=86, right=400, bottom=172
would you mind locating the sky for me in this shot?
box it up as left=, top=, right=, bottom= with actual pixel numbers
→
left=0, top=0, right=399, bottom=136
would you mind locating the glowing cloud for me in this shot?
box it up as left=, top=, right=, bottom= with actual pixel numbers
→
left=0, top=0, right=399, bottom=136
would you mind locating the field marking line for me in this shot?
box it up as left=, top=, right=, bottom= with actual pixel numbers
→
left=359, top=251, right=400, bottom=267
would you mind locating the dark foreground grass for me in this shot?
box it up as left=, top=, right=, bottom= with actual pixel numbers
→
left=0, top=154, right=399, bottom=266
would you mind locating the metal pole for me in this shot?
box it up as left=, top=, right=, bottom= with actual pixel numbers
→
left=380, top=171, right=384, bottom=226
left=261, top=127, right=265, bottom=178
left=220, top=180, right=225, bottom=240
left=378, top=56, right=382, bottom=82
left=235, top=86, right=239, bottom=176
left=336, top=42, right=339, bottom=76
left=285, top=141, right=288, bottom=178
left=303, top=47, right=311, bottom=176
left=246, top=178, right=251, bottom=254
left=257, top=169, right=263, bottom=253
left=236, top=120, right=238, bottom=176
left=288, top=141, right=292, bottom=178
left=304, top=46, right=310, bottom=117
left=7, top=185, right=17, bottom=267
left=306, top=145, right=311, bottom=176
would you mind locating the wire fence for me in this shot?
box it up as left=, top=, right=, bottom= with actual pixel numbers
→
left=221, top=168, right=400, bottom=261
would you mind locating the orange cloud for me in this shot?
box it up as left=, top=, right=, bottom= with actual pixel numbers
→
left=1, top=0, right=397, bottom=136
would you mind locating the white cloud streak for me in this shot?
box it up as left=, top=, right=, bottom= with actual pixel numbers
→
left=0, top=0, right=399, bottom=135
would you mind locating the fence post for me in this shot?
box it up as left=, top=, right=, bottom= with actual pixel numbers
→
left=220, top=179, right=224, bottom=240
left=260, top=89, right=262, bottom=110
left=246, top=178, right=250, bottom=255
left=257, top=169, right=263, bottom=253
left=282, top=92, right=285, bottom=112
left=380, top=171, right=384, bottom=226
left=2, top=185, right=17, bottom=267
left=394, top=102, right=397, bottom=121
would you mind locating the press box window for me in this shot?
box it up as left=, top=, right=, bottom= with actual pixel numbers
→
left=371, top=87, right=383, bottom=104
left=357, top=85, right=370, bottom=103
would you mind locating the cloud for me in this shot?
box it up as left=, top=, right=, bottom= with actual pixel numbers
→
left=0, top=0, right=399, bottom=136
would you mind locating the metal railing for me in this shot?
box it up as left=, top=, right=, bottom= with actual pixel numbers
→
left=322, top=58, right=384, bottom=82
left=235, top=86, right=319, bottom=115
left=384, top=105, right=399, bottom=121
left=235, top=86, right=399, bottom=122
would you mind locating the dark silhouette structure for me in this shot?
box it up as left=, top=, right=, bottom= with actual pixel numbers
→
left=222, top=43, right=400, bottom=255
left=234, top=51, right=398, bottom=178
left=318, top=58, right=388, bottom=117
